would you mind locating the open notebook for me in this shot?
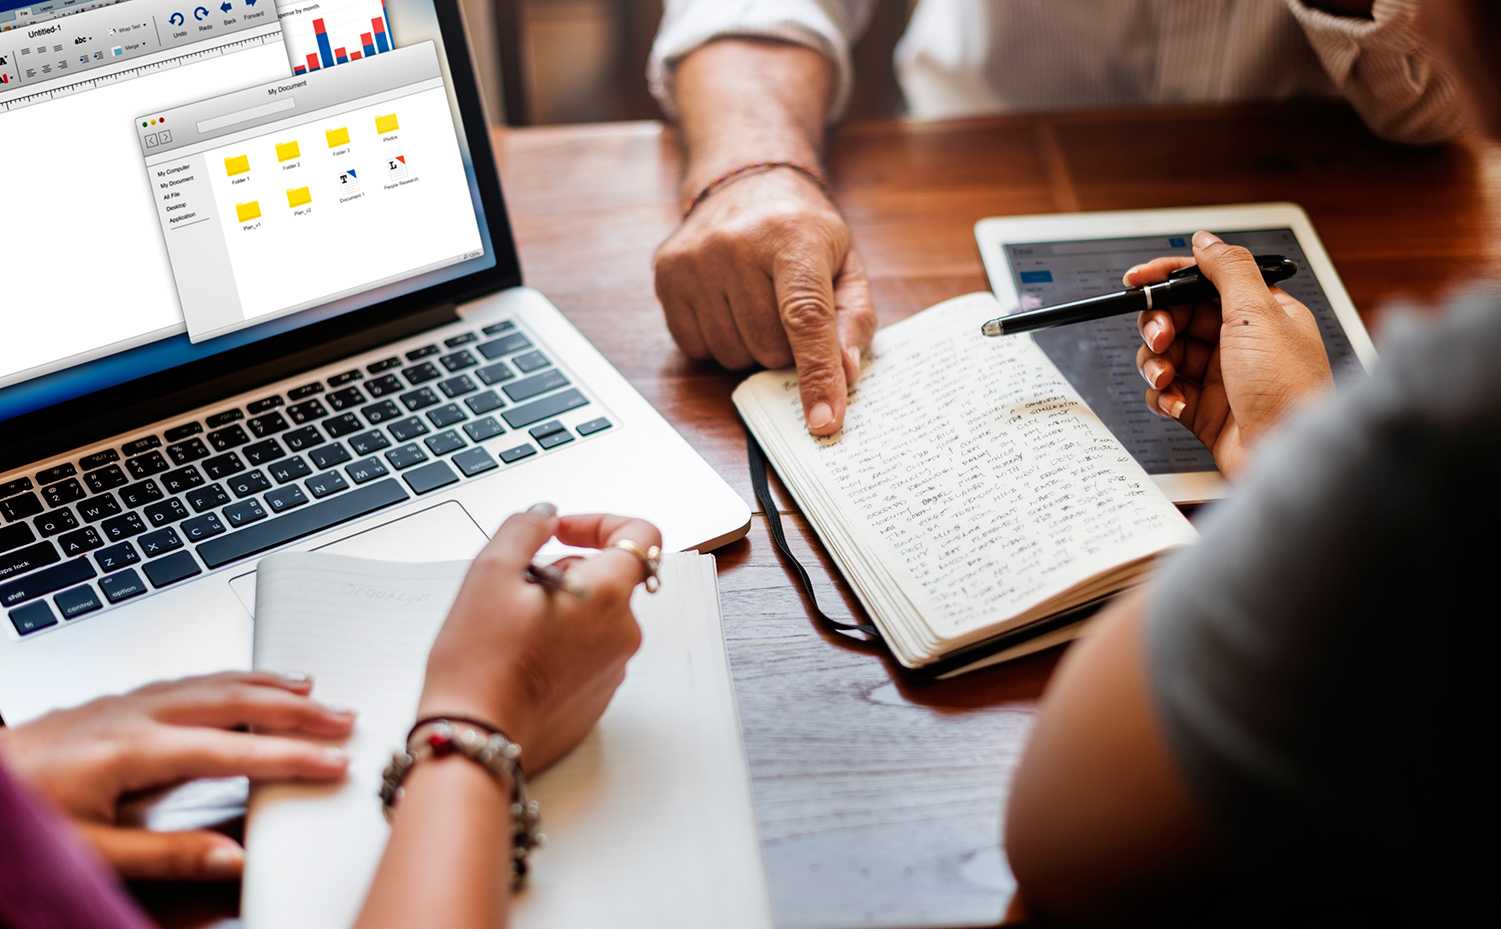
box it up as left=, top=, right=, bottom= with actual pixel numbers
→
left=734, top=293, right=1199, bottom=678
left=240, top=551, right=773, bottom=929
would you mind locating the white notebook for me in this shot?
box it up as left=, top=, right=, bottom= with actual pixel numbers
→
left=734, top=292, right=1199, bottom=678
left=241, top=550, right=773, bottom=929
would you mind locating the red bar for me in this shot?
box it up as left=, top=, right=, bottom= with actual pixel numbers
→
left=306, top=52, right=319, bottom=71
left=313, top=17, right=326, bottom=34
left=350, top=50, right=362, bottom=60
left=372, top=16, right=385, bottom=33
left=335, top=47, right=346, bottom=57
left=361, top=32, right=372, bottom=45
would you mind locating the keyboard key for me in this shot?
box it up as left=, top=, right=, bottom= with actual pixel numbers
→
left=439, top=349, right=478, bottom=371
left=1, top=541, right=59, bottom=581
left=143, top=498, right=190, bottom=527
left=126, top=451, right=170, bottom=479
left=164, top=422, right=204, bottom=442
left=505, top=370, right=570, bottom=403
left=474, top=361, right=514, bottom=385
left=482, top=320, right=516, bottom=335
left=206, top=409, right=244, bottom=428
left=166, top=438, right=210, bottom=465
left=462, top=418, right=504, bottom=443
left=57, top=527, right=102, bottom=558
left=445, top=332, right=478, bottom=347
left=308, top=444, right=352, bottom=470
left=137, top=527, right=183, bottom=557
left=33, top=508, right=77, bottom=538
left=528, top=420, right=568, bottom=440
left=345, top=457, right=389, bottom=484
left=180, top=513, right=227, bottom=542
left=282, top=426, right=323, bottom=451
left=208, top=425, right=250, bottom=451
left=406, top=344, right=440, bottom=361
left=247, top=396, right=284, bottom=414
left=197, top=479, right=410, bottom=569
left=384, top=444, right=428, bottom=470
left=268, top=457, right=312, bottom=484
left=361, top=400, right=402, bottom=423
left=466, top=391, right=504, bottom=414
left=77, top=494, right=122, bottom=523
left=389, top=417, right=429, bottom=442
left=367, top=357, right=402, bottom=374
left=328, top=369, right=363, bottom=387
left=54, top=585, right=103, bottom=619
left=119, top=480, right=164, bottom=509
left=538, top=431, right=574, bottom=450
left=95, top=541, right=140, bottom=572
left=1, top=556, right=96, bottom=607
left=439, top=375, right=477, bottom=398
left=243, top=439, right=287, bottom=466
left=248, top=412, right=290, bottom=437
left=288, top=382, right=325, bottom=401
left=185, top=484, right=230, bottom=514
left=399, top=387, right=440, bottom=411
left=122, top=436, right=163, bottom=456
left=100, top=569, right=148, bottom=603
left=403, top=461, right=459, bottom=495
left=576, top=417, right=613, bottom=436
left=499, top=444, right=537, bottom=464
left=41, top=478, right=85, bottom=508
left=327, top=387, right=366, bottom=411
left=79, top=449, right=121, bottom=470
left=287, top=399, right=329, bottom=424
left=366, top=374, right=404, bottom=397
left=502, top=390, right=589, bottom=430
left=404, top=362, right=442, bottom=385
left=228, top=470, right=272, bottom=499
left=265, top=485, right=309, bottom=513
left=305, top=471, right=349, bottom=499
left=160, top=466, right=205, bottom=495
left=84, top=465, right=128, bottom=494
left=101, top=512, right=146, bottom=542
left=425, top=431, right=465, bottom=456
left=202, top=452, right=247, bottom=481
left=223, top=498, right=268, bottom=528
left=36, top=463, right=77, bottom=485
left=1, top=493, right=44, bottom=522
left=10, top=600, right=57, bottom=635
left=512, top=351, right=550, bottom=373
left=347, top=430, right=391, bottom=456
left=1, top=478, right=35, bottom=499
left=452, top=447, right=498, bottom=477
left=477, top=333, right=532, bottom=359
left=428, top=404, right=467, bottom=428
left=142, top=551, right=201, bottom=588
left=323, top=413, right=363, bottom=438
left=1, top=523, right=36, bottom=554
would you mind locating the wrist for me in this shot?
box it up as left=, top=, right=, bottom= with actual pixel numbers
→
left=416, top=689, right=533, bottom=757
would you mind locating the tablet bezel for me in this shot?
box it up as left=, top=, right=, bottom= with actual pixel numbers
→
left=974, top=202, right=1378, bottom=504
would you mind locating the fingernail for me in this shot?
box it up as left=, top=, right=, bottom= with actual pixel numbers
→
left=1160, top=396, right=1186, bottom=419
left=323, top=747, right=350, bottom=765
left=1144, top=320, right=1163, bottom=347
left=1193, top=230, right=1221, bottom=249
left=1122, top=264, right=1144, bottom=285
left=1141, top=360, right=1159, bottom=387
left=527, top=502, right=558, bottom=517
left=282, top=672, right=311, bottom=685
left=807, top=402, right=834, bottom=430
left=204, top=845, right=243, bottom=877
left=324, top=703, right=357, bottom=717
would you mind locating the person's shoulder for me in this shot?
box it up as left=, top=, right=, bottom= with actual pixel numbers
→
left=1359, top=288, right=1501, bottom=431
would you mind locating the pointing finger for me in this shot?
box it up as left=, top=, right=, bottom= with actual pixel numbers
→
left=774, top=247, right=847, bottom=436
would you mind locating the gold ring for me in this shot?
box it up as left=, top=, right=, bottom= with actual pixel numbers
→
left=611, top=540, right=662, bottom=593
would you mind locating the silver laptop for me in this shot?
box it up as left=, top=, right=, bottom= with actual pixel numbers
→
left=0, top=0, right=749, bottom=725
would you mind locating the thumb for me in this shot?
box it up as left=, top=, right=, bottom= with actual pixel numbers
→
left=477, top=503, right=559, bottom=573
left=775, top=248, right=848, bottom=437
left=76, top=822, right=245, bottom=881
left=1189, top=231, right=1280, bottom=325
left=833, top=246, right=877, bottom=387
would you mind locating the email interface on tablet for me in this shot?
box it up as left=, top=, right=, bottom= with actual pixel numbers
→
left=1003, top=229, right=1363, bottom=474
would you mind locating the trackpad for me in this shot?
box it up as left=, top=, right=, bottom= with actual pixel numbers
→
left=228, top=501, right=490, bottom=616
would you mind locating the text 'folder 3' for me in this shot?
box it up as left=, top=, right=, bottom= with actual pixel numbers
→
left=286, top=187, right=312, bottom=208
left=235, top=201, right=261, bottom=223
left=326, top=126, right=350, bottom=148
left=275, top=140, right=301, bottom=162
left=374, top=113, right=399, bottom=134
left=225, top=154, right=250, bottom=176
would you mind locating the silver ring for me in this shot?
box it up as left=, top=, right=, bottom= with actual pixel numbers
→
left=611, top=540, right=662, bottom=593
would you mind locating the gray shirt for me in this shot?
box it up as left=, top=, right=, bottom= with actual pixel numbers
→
left=1148, top=291, right=1500, bottom=917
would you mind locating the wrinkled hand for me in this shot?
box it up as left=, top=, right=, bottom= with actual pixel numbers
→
left=1129, top=231, right=1334, bottom=478
left=417, top=506, right=661, bottom=773
left=0, top=672, right=353, bottom=880
left=654, top=168, right=876, bottom=436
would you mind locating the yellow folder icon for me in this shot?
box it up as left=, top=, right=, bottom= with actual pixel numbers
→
left=286, top=186, right=312, bottom=208
left=275, top=140, right=301, bottom=162
left=374, top=113, right=399, bottom=134
left=224, top=154, right=250, bottom=176
left=325, top=126, right=350, bottom=148
left=235, top=201, right=261, bottom=223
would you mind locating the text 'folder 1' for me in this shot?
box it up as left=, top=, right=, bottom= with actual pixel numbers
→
left=225, top=154, right=250, bottom=176
left=286, top=186, right=312, bottom=208
left=235, top=201, right=261, bottom=223
left=374, top=113, right=399, bottom=134
left=326, top=126, right=350, bottom=148
left=276, top=140, right=301, bottom=162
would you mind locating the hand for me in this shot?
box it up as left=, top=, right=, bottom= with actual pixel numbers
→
left=654, top=167, right=877, bottom=436
left=0, top=672, right=354, bottom=880
left=417, top=505, right=661, bottom=773
left=1129, top=231, right=1334, bottom=478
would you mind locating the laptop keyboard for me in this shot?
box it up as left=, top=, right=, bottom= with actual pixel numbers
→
left=0, top=319, right=614, bottom=638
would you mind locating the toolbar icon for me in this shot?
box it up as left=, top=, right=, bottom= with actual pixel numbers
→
left=194, top=6, right=209, bottom=20
left=169, top=12, right=184, bottom=25
left=219, top=2, right=231, bottom=11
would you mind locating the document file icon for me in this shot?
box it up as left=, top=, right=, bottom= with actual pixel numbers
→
left=325, top=126, right=350, bottom=148
left=374, top=113, right=399, bottom=134
left=224, top=154, right=250, bottom=176
left=275, top=140, right=301, bottom=162
left=235, top=201, right=261, bottom=223
left=286, top=186, right=312, bottom=208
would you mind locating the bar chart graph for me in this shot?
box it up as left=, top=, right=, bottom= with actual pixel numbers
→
left=281, top=0, right=393, bottom=76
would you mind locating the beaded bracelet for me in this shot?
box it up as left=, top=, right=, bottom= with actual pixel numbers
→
left=682, top=160, right=830, bottom=219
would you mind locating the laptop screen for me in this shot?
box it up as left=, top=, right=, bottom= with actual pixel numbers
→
left=0, top=0, right=513, bottom=433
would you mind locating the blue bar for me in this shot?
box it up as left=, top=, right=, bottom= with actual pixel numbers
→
left=374, top=23, right=389, bottom=53
left=336, top=53, right=348, bottom=64
left=363, top=42, right=376, bottom=57
left=316, top=30, right=335, bottom=69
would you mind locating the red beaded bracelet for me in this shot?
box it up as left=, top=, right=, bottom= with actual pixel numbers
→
left=682, top=160, right=831, bottom=219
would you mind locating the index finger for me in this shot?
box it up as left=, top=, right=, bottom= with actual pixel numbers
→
left=1122, top=256, right=1196, bottom=287
left=774, top=248, right=848, bottom=437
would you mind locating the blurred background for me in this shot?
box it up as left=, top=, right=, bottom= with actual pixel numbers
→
left=461, top=0, right=915, bottom=126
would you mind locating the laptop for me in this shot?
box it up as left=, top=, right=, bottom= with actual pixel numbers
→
left=0, top=0, right=750, bottom=726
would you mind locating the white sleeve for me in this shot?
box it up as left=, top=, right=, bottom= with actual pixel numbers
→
left=1284, top=0, right=1467, bottom=144
left=648, top=0, right=879, bottom=123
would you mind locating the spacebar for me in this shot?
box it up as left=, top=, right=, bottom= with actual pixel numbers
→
left=197, top=479, right=410, bottom=569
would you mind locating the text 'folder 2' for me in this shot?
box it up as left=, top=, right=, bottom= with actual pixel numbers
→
left=225, top=154, right=250, bottom=176
left=374, top=113, right=399, bottom=134
left=326, top=126, right=350, bottom=148
left=286, top=186, right=312, bottom=208
left=275, top=140, right=301, bottom=162
left=235, top=201, right=261, bottom=223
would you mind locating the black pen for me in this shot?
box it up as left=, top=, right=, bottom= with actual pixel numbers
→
left=981, top=254, right=1297, bottom=337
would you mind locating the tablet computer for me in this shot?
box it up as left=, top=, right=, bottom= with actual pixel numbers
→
left=975, top=202, right=1379, bottom=503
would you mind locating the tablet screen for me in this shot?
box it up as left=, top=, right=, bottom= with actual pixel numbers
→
left=1002, top=228, right=1364, bottom=474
